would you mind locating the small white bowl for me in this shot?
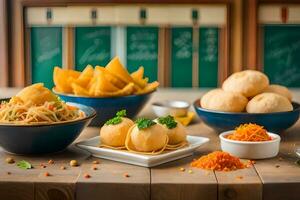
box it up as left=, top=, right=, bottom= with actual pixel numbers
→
left=219, top=131, right=281, bottom=159
left=152, top=100, right=190, bottom=117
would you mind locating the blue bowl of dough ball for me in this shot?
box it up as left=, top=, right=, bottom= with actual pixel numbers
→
left=193, top=99, right=300, bottom=133
left=54, top=90, right=155, bottom=126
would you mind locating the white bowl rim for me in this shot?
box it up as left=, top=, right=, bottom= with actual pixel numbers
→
left=219, top=130, right=281, bottom=144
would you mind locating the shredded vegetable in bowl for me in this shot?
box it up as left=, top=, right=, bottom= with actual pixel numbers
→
left=0, top=84, right=85, bottom=125
left=226, top=123, right=272, bottom=142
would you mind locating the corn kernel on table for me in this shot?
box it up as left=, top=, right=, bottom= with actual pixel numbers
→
left=0, top=88, right=299, bottom=200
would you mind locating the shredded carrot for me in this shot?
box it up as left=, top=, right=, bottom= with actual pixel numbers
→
left=226, top=123, right=272, bottom=142
left=191, top=151, right=248, bottom=171
left=67, top=105, right=77, bottom=111
left=48, top=104, right=54, bottom=111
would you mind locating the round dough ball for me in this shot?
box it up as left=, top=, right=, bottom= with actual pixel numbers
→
left=246, top=93, right=293, bottom=113
left=100, top=117, right=134, bottom=147
left=156, top=119, right=186, bottom=145
left=263, top=84, right=292, bottom=101
left=222, top=70, right=269, bottom=97
left=129, top=124, right=167, bottom=152
left=201, top=89, right=248, bottom=112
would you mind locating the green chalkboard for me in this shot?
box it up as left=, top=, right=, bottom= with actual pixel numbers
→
left=171, top=27, right=193, bottom=87
left=199, top=27, right=219, bottom=87
left=31, top=27, right=62, bottom=89
left=263, top=25, right=300, bottom=87
left=75, top=27, right=111, bottom=71
left=126, top=26, right=158, bottom=82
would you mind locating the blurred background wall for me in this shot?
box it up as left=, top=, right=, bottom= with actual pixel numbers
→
left=0, top=0, right=300, bottom=88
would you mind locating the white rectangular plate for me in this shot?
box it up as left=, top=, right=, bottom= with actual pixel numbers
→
left=76, top=135, right=209, bottom=167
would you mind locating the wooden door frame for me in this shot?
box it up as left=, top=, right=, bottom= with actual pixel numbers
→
left=218, top=3, right=230, bottom=84
left=243, top=0, right=258, bottom=70
left=10, top=0, right=231, bottom=87
left=0, top=0, right=8, bottom=87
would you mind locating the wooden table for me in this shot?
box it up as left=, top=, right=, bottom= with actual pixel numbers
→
left=0, top=88, right=299, bottom=200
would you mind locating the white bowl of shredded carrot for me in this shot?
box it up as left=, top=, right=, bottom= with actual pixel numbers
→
left=219, top=123, right=281, bottom=159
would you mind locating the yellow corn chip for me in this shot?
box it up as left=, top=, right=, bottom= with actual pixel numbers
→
left=74, top=65, right=94, bottom=87
left=131, top=66, right=148, bottom=88
left=131, top=66, right=144, bottom=80
left=105, top=57, right=133, bottom=84
left=95, top=66, right=125, bottom=89
left=88, top=80, right=97, bottom=96
left=95, top=82, right=135, bottom=97
left=53, top=67, right=80, bottom=93
left=134, top=81, right=159, bottom=95
left=94, top=70, right=120, bottom=93
left=71, top=83, right=89, bottom=96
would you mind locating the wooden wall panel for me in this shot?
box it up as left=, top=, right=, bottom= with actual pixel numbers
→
left=158, top=27, right=170, bottom=87
left=244, top=0, right=258, bottom=70
left=63, top=27, right=75, bottom=69
left=218, top=4, right=230, bottom=84
left=231, top=0, right=243, bottom=73
left=0, top=0, right=8, bottom=87
left=11, top=0, right=25, bottom=86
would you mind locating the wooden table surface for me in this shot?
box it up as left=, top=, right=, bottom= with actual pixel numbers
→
left=0, top=88, right=300, bottom=200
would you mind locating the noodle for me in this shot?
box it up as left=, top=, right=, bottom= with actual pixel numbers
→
left=0, top=98, right=84, bottom=124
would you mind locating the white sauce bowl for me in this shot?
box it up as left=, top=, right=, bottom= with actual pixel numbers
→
left=152, top=100, right=190, bottom=117
left=219, top=131, right=281, bottom=159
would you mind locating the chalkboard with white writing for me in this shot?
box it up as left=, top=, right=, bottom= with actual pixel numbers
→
left=199, top=27, right=219, bottom=87
left=126, top=26, right=159, bottom=82
left=171, top=27, right=193, bottom=87
left=75, top=27, right=111, bottom=71
left=264, top=25, right=300, bottom=87
left=31, top=27, right=62, bottom=88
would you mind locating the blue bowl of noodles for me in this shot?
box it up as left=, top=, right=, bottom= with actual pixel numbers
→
left=54, top=90, right=154, bottom=126
left=0, top=99, right=96, bottom=154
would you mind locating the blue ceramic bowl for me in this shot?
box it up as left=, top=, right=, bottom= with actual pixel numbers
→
left=54, top=90, right=154, bottom=126
left=0, top=101, right=96, bottom=154
left=194, top=99, right=300, bottom=133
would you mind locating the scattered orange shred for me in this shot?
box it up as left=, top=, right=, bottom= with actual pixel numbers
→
left=191, top=151, right=248, bottom=171
left=84, top=173, right=91, bottom=179
left=44, top=172, right=50, bottom=177
left=226, top=123, right=272, bottom=142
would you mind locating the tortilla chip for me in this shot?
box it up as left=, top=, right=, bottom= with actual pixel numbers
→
left=131, top=66, right=149, bottom=88
left=95, top=66, right=126, bottom=89
left=94, top=82, right=135, bottom=97
left=88, top=80, right=97, bottom=96
left=94, top=70, right=120, bottom=93
left=105, top=57, right=133, bottom=84
left=135, top=81, right=159, bottom=95
left=74, top=65, right=94, bottom=87
left=131, top=66, right=144, bottom=80
left=53, top=67, right=80, bottom=93
left=71, top=83, right=89, bottom=96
